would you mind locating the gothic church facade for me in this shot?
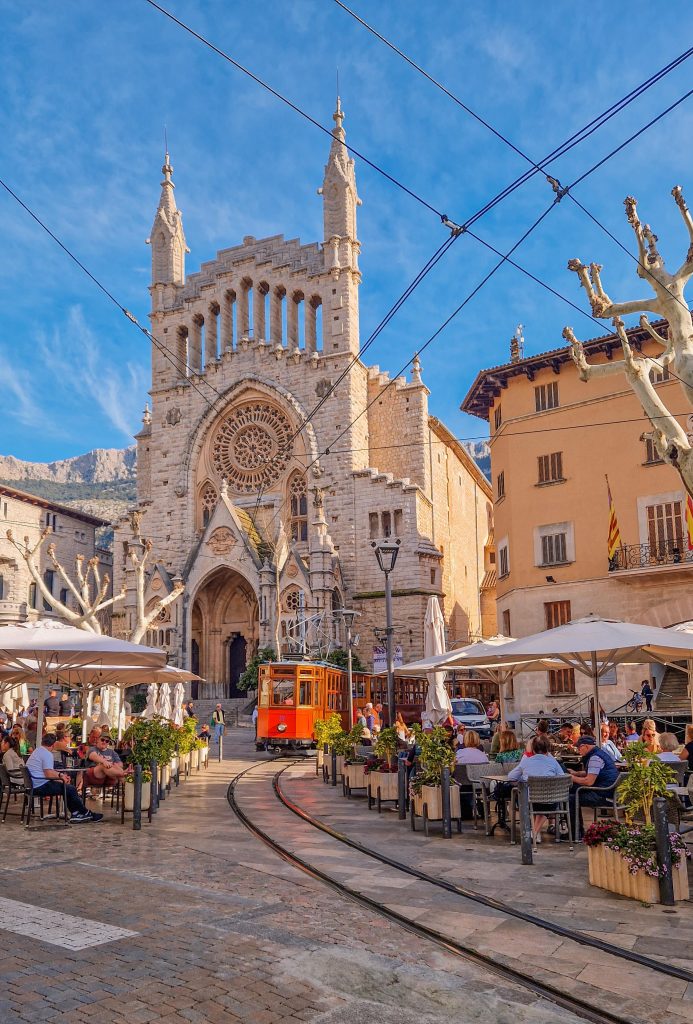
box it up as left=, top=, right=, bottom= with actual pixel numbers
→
left=112, top=101, right=494, bottom=697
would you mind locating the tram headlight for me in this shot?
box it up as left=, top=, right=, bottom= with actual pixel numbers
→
left=277, top=722, right=287, bottom=732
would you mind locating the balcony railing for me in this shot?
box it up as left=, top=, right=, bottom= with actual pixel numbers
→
left=609, top=539, right=693, bottom=572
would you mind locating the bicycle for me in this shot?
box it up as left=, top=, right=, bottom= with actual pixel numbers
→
left=624, top=690, right=644, bottom=714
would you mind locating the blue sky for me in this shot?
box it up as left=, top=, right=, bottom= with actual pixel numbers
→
left=1, top=1, right=692, bottom=462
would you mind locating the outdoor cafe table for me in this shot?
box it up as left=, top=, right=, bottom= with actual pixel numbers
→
left=480, top=774, right=513, bottom=836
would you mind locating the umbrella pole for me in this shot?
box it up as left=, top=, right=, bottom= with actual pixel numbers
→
left=82, top=684, right=89, bottom=742
left=499, top=672, right=508, bottom=728
left=591, top=653, right=601, bottom=745
left=117, top=685, right=124, bottom=741
left=35, top=673, right=47, bottom=745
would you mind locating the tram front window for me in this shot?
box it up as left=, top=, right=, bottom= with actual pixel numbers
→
left=298, top=682, right=313, bottom=706
left=272, top=680, right=295, bottom=706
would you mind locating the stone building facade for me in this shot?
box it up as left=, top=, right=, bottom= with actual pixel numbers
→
left=0, top=484, right=112, bottom=626
left=112, top=100, right=493, bottom=697
left=462, top=321, right=693, bottom=722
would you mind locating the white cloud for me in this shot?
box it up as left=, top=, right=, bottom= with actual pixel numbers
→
left=39, top=306, right=148, bottom=440
left=0, top=354, right=40, bottom=426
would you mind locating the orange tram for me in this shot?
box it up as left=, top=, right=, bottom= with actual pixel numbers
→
left=256, top=660, right=429, bottom=751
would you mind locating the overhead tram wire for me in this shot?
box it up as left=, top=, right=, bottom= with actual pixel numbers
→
left=257, top=90, right=693, bottom=540
left=333, top=3, right=693, bottom=339
left=143, top=0, right=693, bottom=237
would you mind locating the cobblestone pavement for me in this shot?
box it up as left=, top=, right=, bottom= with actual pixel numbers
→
left=0, top=730, right=687, bottom=1024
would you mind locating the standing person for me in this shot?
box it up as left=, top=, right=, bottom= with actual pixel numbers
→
left=251, top=705, right=258, bottom=741
left=211, top=704, right=226, bottom=744
left=486, top=698, right=500, bottom=730
left=641, top=679, right=654, bottom=712
left=44, top=690, right=61, bottom=718
left=624, top=721, right=640, bottom=744
left=185, top=700, right=195, bottom=718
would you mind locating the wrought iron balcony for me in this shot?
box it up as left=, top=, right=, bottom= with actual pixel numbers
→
left=608, top=539, right=693, bottom=572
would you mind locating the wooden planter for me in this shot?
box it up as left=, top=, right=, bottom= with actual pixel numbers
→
left=343, top=762, right=368, bottom=794
left=124, top=781, right=151, bottom=812
left=159, top=764, right=170, bottom=789
left=190, top=747, right=200, bottom=770
left=334, top=754, right=345, bottom=778
left=587, top=844, right=690, bottom=903
left=316, top=748, right=324, bottom=770
left=180, top=752, right=190, bottom=776
left=200, top=745, right=209, bottom=767
left=368, top=770, right=399, bottom=810
left=413, top=784, right=461, bottom=822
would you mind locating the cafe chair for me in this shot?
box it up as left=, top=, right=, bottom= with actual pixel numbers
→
left=572, top=780, right=626, bottom=839
left=510, top=775, right=574, bottom=851
left=16, top=766, right=67, bottom=826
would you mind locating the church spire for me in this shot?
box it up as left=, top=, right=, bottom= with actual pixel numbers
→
left=146, top=147, right=188, bottom=292
left=318, top=95, right=361, bottom=266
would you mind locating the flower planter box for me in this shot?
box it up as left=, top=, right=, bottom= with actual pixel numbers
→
left=587, top=844, right=689, bottom=903
left=170, top=756, right=179, bottom=779
left=190, top=748, right=200, bottom=770
left=180, top=752, right=190, bottom=776
left=368, top=770, right=399, bottom=810
left=333, top=754, right=345, bottom=778
left=413, top=784, right=461, bottom=822
left=200, top=745, right=209, bottom=767
left=159, top=764, right=170, bottom=789
left=124, top=781, right=152, bottom=812
left=343, top=763, right=368, bottom=794
left=316, top=748, right=324, bottom=770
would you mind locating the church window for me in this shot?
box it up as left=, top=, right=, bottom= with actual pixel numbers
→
left=283, top=587, right=302, bottom=613
left=289, top=472, right=308, bottom=541
left=200, top=482, right=218, bottom=528
left=381, top=511, right=392, bottom=537
left=60, top=588, right=68, bottom=606
left=211, top=401, right=293, bottom=494
left=368, top=512, right=379, bottom=539
left=393, top=509, right=403, bottom=534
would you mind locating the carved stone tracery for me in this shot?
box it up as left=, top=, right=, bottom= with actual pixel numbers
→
left=211, top=401, right=294, bottom=493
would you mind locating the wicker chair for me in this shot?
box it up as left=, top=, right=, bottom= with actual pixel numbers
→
left=509, top=775, right=573, bottom=850
left=463, top=763, right=502, bottom=831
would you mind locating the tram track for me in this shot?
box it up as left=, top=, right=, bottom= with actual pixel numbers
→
left=273, top=762, right=692, bottom=985
left=227, top=757, right=682, bottom=1024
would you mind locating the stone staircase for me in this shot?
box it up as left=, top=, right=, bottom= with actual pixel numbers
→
left=655, top=666, right=690, bottom=713
left=192, top=696, right=255, bottom=727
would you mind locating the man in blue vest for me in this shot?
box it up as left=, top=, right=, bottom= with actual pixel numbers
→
left=568, top=734, right=620, bottom=838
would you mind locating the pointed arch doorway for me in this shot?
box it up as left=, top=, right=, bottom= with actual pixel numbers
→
left=191, top=567, right=259, bottom=699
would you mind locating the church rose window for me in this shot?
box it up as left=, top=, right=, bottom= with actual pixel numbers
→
left=211, top=401, right=293, bottom=493
left=283, top=587, right=302, bottom=613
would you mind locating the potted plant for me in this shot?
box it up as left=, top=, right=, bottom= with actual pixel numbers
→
left=410, top=727, right=460, bottom=827
left=123, top=769, right=152, bottom=812
left=341, top=724, right=369, bottom=795
left=368, top=727, right=400, bottom=807
left=314, top=713, right=342, bottom=772
left=584, top=742, right=690, bottom=901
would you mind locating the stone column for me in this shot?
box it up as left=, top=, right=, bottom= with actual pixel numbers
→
left=271, top=287, right=285, bottom=345
left=238, top=285, right=250, bottom=338
left=206, top=303, right=219, bottom=364
left=305, top=300, right=317, bottom=353
left=190, top=316, right=203, bottom=373
left=254, top=283, right=268, bottom=341
left=221, top=291, right=235, bottom=350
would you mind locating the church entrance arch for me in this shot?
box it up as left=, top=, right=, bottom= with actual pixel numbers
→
left=191, top=567, right=258, bottom=699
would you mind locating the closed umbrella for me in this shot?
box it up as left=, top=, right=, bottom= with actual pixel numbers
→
left=157, top=682, right=172, bottom=721
left=142, top=684, right=159, bottom=721
left=423, top=597, right=452, bottom=726
left=173, top=681, right=185, bottom=726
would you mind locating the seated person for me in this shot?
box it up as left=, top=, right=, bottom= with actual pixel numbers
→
left=1, top=735, right=24, bottom=771
left=608, top=721, right=625, bottom=750
left=507, top=735, right=565, bottom=841
left=657, top=733, right=682, bottom=762
left=494, top=729, right=523, bottom=764
left=53, top=725, right=73, bottom=753
left=86, top=734, right=126, bottom=787
left=624, top=721, right=640, bottom=744
left=197, top=723, right=212, bottom=744
left=10, top=725, right=29, bottom=756
left=599, top=723, right=622, bottom=762
left=455, top=730, right=489, bottom=765
left=526, top=719, right=552, bottom=754
left=26, top=734, right=102, bottom=823
left=679, top=725, right=693, bottom=770
left=641, top=724, right=661, bottom=754
left=568, top=735, right=620, bottom=838
left=554, top=723, right=576, bottom=750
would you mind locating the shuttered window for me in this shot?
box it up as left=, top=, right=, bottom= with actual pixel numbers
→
left=538, top=451, right=563, bottom=484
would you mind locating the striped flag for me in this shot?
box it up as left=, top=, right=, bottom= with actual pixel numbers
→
left=606, top=476, right=622, bottom=559
left=686, top=493, right=693, bottom=552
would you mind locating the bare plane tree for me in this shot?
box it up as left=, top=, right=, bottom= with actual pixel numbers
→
left=6, top=516, right=183, bottom=641
left=564, top=186, right=693, bottom=497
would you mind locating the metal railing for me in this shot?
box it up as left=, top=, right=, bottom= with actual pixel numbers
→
left=609, top=539, right=693, bottom=572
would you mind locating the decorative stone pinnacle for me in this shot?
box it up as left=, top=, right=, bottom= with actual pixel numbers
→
left=142, top=403, right=152, bottom=426
left=411, top=353, right=422, bottom=384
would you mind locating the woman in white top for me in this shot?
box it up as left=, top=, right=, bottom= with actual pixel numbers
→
left=1, top=736, right=24, bottom=772
left=508, top=735, right=565, bottom=841
left=455, top=730, right=489, bottom=765
left=599, top=724, right=623, bottom=762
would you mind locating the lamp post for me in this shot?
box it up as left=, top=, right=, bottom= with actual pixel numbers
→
left=336, top=609, right=360, bottom=726
left=372, top=539, right=401, bottom=727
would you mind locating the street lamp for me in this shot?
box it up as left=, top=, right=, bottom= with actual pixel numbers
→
left=371, top=538, right=401, bottom=727
left=335, top=608, right=360, bottom=725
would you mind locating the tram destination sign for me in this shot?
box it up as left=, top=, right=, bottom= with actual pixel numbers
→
left=372, top=645, right=403, bottom=674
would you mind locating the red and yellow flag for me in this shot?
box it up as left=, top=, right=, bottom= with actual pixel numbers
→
left=686, top=493, right=693, bottom=552
left=606, top=476, right=622, bottom=559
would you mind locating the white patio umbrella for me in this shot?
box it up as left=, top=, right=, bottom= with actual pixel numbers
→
left=668, top=622, right=693, bottom=718
left=423, top=597, right=452, bottom=726
left=157, top=681, right=172, bottom=721
left=452, top=615, right=693, bottom=743
left=142, top=683, right=159, bottom=721
left=0, top=619, right=166, bottom=742
left=172, top=681, right=186, bottom=726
